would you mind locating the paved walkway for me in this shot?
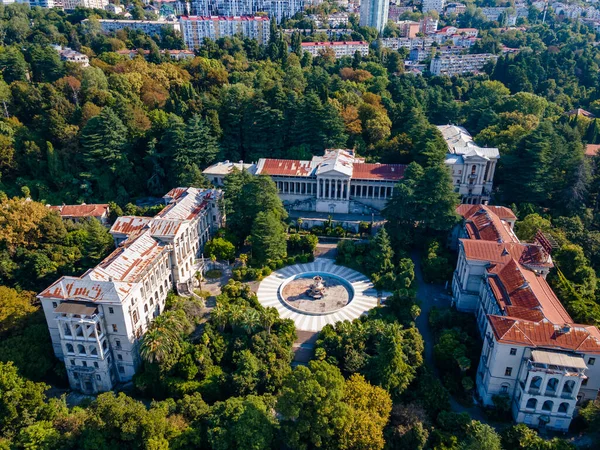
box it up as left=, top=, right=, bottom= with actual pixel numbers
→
left=256, top=259, right=379, bottom=332
left=411, top=250, right=490, bottom=423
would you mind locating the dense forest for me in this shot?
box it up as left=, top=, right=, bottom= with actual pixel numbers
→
left=2, top=1, right=600, bottom=449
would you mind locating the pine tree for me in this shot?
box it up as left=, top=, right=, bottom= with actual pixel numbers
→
left=80, top=107, right=127, bottom=170
left=251, top=211, right=287, bottom=265
left=367, top=228, right=394, bottom=277
left=183, top=114, right=220, bottom=168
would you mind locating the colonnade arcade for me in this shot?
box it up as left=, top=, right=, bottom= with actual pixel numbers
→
left=274, top=176, right=395, bottom=201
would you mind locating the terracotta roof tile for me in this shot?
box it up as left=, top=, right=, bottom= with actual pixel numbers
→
left=352, top=163, right=405, bottom=180
left=49, top=204, right=109, bottom=218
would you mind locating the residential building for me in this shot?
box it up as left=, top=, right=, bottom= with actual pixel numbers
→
left=420, top=16, right=438, bottom=34
left=359, top=0, right=389, bottom=33
left=396, top=20, right=420, bottom=38
left=105, top=3, right=123, bottom=14
left=585, top=144, right=600, bottom=157
left=438, top=124, right=499, bottom=204
left=38, top=188, right=223, bottom=394
left=445, top=2, right=466, bottom=14
left=188, top=0, right=304, bottom=23
left=451, top=204, right=600, bottom=431
left=307, top=12, right=349, bottom=28
left=388, top=5, right=414, bottom=21
left=64, top=0, right=107, bottom=9
left=296, top=41, right=369, bottom=58
left=95, top=18, right=181, bottom=37
left=437, top=26, right=478, bottom=37
left=180, top=15, right=270, bottom=49
left=49, top=203, right=111, bottom=225
left=429, top=53, right=497, bottom=76
left=52, top=45, right=90, bottom=67
left=28, top=0, right=64, bottom=7
left=422, top=0, right=444, bottom=13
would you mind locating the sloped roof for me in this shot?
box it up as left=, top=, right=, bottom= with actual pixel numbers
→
left=437, top=124, right=499, bottom=160
left=458, top=204, right=519, bottom=244
left=488, top=316, right=600, bottom=354
left=110, top=216, right=152, bottom=237
left=353, top=163, right=405, bottom=180
left=49, top=204, right=109, bottom=218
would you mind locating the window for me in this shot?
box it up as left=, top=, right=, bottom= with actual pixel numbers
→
left=563, top=380, right=575, bottom=394
left=526, top=398, right=537, bottom=409
left=505, top=367, right=512, bottom=376
left=94, top=362, right=99, bottom=368
left=530, top=376, right=542, bottom=390
left=542, top=400, right=554, bottom=412
left=112, top=324, right=118, bottom=332
left=500, top=384, right=509, bottom=394
left=115, top=339, right=121, bottom=348
left=70, top=359, right=75, bottom=366
left=558, top=402, right=569, bottom=414
left=132, top=310, right=139, bottom=324
left=118, top=366, right=125, bottom=374
left=117, top=353, right=123, bottom=360
left=73, top=372, right=79, bottom=379
left=109, top=307, right=114, bottom=314
left=77, top=344, right=86, bottom=355
left=589, top=357, right=596, bottom=366
left=82, top=361, right=87, bottom=367
left=52, top=302, right=57, bottom=308
left=582, top=378, right=588, bottom=386
left=546, top=378, right=559, bottom=393
left=96, top=374, right=101, bottom=381
left=510, top=348, right=517, bottom=355
left=66, top=343, right=74, bottom=354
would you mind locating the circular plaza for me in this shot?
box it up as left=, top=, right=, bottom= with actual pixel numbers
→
left=256, top=259, right=379, bottom=332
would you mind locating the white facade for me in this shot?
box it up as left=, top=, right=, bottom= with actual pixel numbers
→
left=439, top=125, right=500, bottom=204
left=451, top=205, right=600, bottom=431
left=359, top=0, right=389, bottom=33
left=188, top=0, right=303, bottom=23
left=38, top=188, right=223, bottom=394
left=204, top=149, right=402, bottom=216
left=180, top=15, right=270, bottom=49
left=298, top=41, right=369, bottom=58
left=95, top=18, right=181, bottom=36
left=64, top=0, right=107, bottom=9
left=28, top=0, right=63, bottom=7
left=422, top=0, right=445, bottom=13
left=430, top=53, right=498, bottom=76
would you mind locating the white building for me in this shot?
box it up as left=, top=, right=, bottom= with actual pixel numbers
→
left=180, top=15, right=270, bottom=49
left=359, top=0, right=389, bottom=33
left=307, top=12, right=350, bottom=28
left=188, top=0, right=303, bottom=23
left=95, top=18, right=181, bottom=37
left=64, top=0, right=107, bottom=9
left=38, top=188, right=223, bottom=394
left=105, top=3, right=123, bottom=14
left=439, top=125, right=499, bottom=204
left=422, top=0, right=445, bottom=14
left=49, top=203, right=110, bottom=224
left=28, top=0, right=64, bottom=7
left=452, top=205, right=600, bottom=431
left=54, top=46, right=90, bottom=67
left=430, top=53, right=497, bottom=76
left=297, top=41, right=369, bottom=58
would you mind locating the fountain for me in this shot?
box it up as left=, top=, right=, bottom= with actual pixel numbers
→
left=306, top=275, right=326, bottom=299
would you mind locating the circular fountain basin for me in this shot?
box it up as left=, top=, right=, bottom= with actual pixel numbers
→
left=279, top=272, right=354, bottom=315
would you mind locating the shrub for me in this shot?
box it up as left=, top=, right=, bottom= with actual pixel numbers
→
left=262, top=266, right=272, bottom=277
left=204, top=237, right=236, bottom=262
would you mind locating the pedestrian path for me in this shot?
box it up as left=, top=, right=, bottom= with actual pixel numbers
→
left=256, top=259, right=378, bottom=332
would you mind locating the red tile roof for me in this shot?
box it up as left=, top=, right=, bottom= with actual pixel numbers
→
left=488, top=316, right=600, bottom=354
left=259, top=159, right=314, bottom=177
left=301, top=41, right=368, bottom=47
left=352, top=163, right=405, bottom=180
left=49, top=204, right=109, bottom=218
left=585, top=144, right=600, bottom=157
left=457, top=204, right=518, bottom=243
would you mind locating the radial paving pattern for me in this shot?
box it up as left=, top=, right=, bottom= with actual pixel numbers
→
left=256, top=259, right=379, bottom=332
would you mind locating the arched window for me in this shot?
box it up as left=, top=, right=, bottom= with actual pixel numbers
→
left=64, top=324, right=72, bottom=335
left=546, top=378, right=559, bottom=394
left=149, top=297, right=154, bottom=306
left=542, top=400, right=554, bottom=411
left=558, top=402, right=569, bottom=414
left=77, top=344, right=86, bottom=355
left=526, top=398, right=537, bottom=409
left=89, top=346, right=97, bottom=356
left=530, top=376, right=542, bottom=391
left=563, top=379, right=575, bottom=394
left=144, top=304, right=148, bottom=313
left=66, top=343, right=74, bottom=353
left=471, top=165, right=477, bottom=175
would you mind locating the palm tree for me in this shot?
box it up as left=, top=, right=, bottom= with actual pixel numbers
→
left=228, top=304, right=244, bottom=331
left=260, top=307, right=279, bottom=334
left=140, top=329, right=176, bottom=364
left=240, top=308, right=260, bottom=335
left=211, top=304, right=228, bottom=332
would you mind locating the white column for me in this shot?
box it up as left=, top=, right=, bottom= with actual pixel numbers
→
left=346, top=180, right=351, bottom=200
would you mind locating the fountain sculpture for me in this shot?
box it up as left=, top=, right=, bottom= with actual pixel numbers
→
left=306, top=275, right=326, bottom=299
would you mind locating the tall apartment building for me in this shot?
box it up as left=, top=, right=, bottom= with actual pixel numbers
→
left=28, top=0, right=64, bottom=7
left=38, top=187, right=223, bottom=394
left=452, top=205, right=600, bottom=431
left=95, top=19, right=181, bottom=37
left=180, top=15, right=270, bottom=49
left=430, top=53, right=498, bottom=76
left=422, top=0, right=445, bottom=13
left=438, top=125, right=499, bottom=204
left=188, top=0, right=303, bottom=23
left=359, top=0, right=389, bottom=33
